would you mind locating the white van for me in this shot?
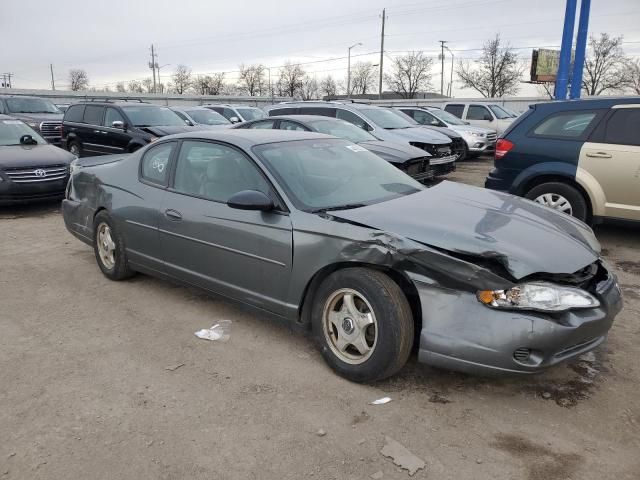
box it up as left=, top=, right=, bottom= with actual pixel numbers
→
left=443, top=103, right=515, bottom=135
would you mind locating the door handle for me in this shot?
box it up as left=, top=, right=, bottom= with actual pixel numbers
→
left=164, top=209, right=182, bottom=221
left=586, top=152, right=612, bottom=159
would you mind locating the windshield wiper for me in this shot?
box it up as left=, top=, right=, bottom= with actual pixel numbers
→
left=312, top=203, right=367, bottom=213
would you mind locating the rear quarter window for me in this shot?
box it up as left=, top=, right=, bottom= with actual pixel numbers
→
left=269, top=107, right=298, bottom=116
left=444, top=104, right=465, bottom=118
left=529, top=110, right=604, bottom=140
left=64, top=105, right=85, bottom=122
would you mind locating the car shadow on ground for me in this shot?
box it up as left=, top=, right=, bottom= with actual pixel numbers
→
left=0, top=200, right=62, bottom=219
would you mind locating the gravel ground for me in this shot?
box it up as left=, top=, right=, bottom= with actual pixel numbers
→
left=1, top=157, right=639, bottom=479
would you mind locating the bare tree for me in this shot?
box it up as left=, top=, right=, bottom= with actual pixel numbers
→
left=127, top=80, right=144, bottom=93
left=142, top=78, right=154, bottom=93
left=582, top=33, right=628, bottom=96
left=384, top=51, right=434, bottom=99
left=193, top=75, right=212, bottom=95
left=208, top=73, right=226, bottom=95
left=350, top=62, right=377, bottom=95
left=319, top=76, right=339, bottom=98
left=238, top=64, right=266, bottom=96
left=277, top=61, right=306, bottom=97
left=456, top=34, right=523, bottom=97
left=115, top=82, right=126, bottom=93
left=69, top=69, right=89, bottom=91
left=627, top=59, right=640, bottom=95
left=300, top=76, right=319, bottom=100
left=172, top=64, right=192, bottom=95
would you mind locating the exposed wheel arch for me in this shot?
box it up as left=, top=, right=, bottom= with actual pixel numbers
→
left=298, top=262, right=422, bottom=342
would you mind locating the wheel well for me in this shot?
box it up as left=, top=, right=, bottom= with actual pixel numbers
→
left=519, top=174, right=593, bottom=220
left=298, top=262, right=422, bottom=337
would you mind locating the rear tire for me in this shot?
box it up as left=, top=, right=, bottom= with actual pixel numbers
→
left=525, top=181, right=588, bottom=222
left=68, top=141, right=82, bottom=157
left=93, top=211, right=135, bottom=281
left=311, top=268, right=414, bottom=383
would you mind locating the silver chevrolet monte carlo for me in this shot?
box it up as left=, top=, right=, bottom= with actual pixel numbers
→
left=62, top=130, right=623, bottom=382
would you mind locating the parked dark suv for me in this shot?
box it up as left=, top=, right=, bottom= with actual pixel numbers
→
left=485, top=97, right=640, bottom=223
left=0, top=95, right=64, bottom=145
left=62, top=100, right=199, bottom=157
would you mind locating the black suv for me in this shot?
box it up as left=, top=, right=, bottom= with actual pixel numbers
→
left=0, top=95, right=64, bottom=145
left=61, top=100, right=198, bottom=157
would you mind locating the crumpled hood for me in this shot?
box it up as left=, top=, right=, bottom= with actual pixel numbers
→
left=385, top=127, right=451, bottom=145
left=0, top=144, right=75, bottom=169
left=358, top=140, right=428, bottom=163
left=140, top=125, right=201, bottom=136
left=331, top=181, right=600, bottom=280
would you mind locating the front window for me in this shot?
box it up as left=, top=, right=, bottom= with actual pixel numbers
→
left=121, top=106, right=185, bottom=127
left=254, top=139, right=423, bottom=211
left=0, top=119, right=47, bottom=145
left=6, top=97, right=61, bottom=114
left=488, top=105, right=513, bottom=119
left=186, top=109, right=229, bottom=125
left=309, top=119, right=376, bottom=143
left=236, top=108, right=266, bottom=121
left=429, top=109, right=467, bottom=126
left=358, top=108, right=413, bottom=129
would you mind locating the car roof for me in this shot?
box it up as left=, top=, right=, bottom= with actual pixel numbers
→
left=165, top=128, right=334, bottom=147
left=0, top=95, right=45, bottom=99
left=265, top=115, right=344, bottom=124
left=204, top=104, right=261, bottom=108
left=75, top=101, right=159, bottom=107
left=532, top=96, right=640, bottom=111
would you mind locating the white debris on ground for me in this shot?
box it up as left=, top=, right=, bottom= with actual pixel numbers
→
left=194, top=320, right=232, bottom=342
left=380, top=436, right=426, bottom=476
left=370, top=397, right=392, bottom=405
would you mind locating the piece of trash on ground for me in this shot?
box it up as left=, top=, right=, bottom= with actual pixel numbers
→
left=370, top=396, right=392, bottom=405
left=165, top=363, right=185, bottom=372
left=370, top=471, right=384, bottom=479
left=316, top=428, right=327, bottom=437
left=194, top=320, right=232, bottom=342
left=380, top=436, right=426, bottom=476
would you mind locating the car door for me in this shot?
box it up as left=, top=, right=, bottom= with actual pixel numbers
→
left=465, top=105, right=496, bottom=129
left=580, top=105, right=640, bottom=221
left=81, top=105, right=108, bottom=155
left=101, top=107, right=130, bottom=153
left=121, top=141, right=178, bottom=274
left=159, top=139, right=294, bottom=315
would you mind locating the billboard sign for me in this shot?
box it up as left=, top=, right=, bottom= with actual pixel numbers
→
left=530, top=49, right=573, bottom=82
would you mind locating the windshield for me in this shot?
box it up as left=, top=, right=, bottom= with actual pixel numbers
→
left=501, top=106, right=520, bottom=118
left=6, top=98, right=61, bottom=114
left=488, top=105, right=513, bottom=119
left=254, top=138, right=423, bottom=211
left=0, top=119, right=47, bottom=146
left=309, top=119, right=376, bottom=143
left=186, top=109, right=230, bottom=125
left=237, top=108, right=266, bottom=121
left=121, top=106, right=186, bottom=127
left=358, top=108, right=414, bottom=129
left=429, top=109, right=467, bottom=125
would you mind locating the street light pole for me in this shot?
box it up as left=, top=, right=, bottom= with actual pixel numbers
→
left=439, top=40, right=447, bottom=96
left=156, top=64, right=171, bottom=93
left=347, top=42, right=363, bottom=99
left=445, top=46, right=454, bottom=97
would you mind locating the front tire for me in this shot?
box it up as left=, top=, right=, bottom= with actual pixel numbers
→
left=311, top=268, right=414, bottom=383
left=525, top=181, right=588, bottom=222
left=68, top=140, right=82, bottom=157
left=93, top=211, right=135, bottom=281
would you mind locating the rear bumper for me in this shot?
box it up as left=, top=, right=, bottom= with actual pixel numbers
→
left=485, top=167, right=518, bottom=192
left=413, top=268, right=623, bottom=376
left=0, top=177, right=68, bottom=205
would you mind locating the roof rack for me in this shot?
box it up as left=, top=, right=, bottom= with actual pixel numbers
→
left=85, top=98, right=148, bottom=103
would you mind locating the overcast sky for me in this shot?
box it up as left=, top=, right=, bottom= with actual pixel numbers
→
left=2, top=0, right=639, bottom=97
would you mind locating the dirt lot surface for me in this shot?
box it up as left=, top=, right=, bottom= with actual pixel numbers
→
left=1, top=157, right=639, bottom=479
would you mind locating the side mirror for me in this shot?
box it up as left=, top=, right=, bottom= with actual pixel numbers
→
left=227, top=190, right=274, bottom=212
left=229, top=116, right=241, bottom=123
left=112, top=120, right=125, bottom=129
left=184, top=119, right=194, bottom=126
left=483, top=114, right=493, bottom=121
left=19, top=134, right=37, bottom=145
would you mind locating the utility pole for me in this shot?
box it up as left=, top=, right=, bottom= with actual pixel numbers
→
left=570, top=0, right=591, bottom=99
left=1, top=74, right=6, bottom=88
left=555, top=0, right=577, bottom=100
left=3, top=73, right=13, bottom=89
left=149, top=44, right=158, bottom=94
left=378, top=8, right=386, bottom=100
left=439, top=40, right=447, bottom=96
left=50, top=64, right=56, bottom=90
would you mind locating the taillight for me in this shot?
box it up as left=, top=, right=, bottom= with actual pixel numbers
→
left=495, top=139, right=514, bottom=160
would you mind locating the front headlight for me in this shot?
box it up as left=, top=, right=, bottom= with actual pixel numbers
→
left=477, top=282, right=599, bottom=312
left=470, top=132, right=486, bottom=137
left=148, top=136, right=159, bottom=143
left=25, top=121, right=39, bottom=129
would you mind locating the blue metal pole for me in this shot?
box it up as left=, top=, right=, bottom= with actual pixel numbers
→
left=570, top=0, right=591, bottom=99
left=555, top=0, right=578, bottom=100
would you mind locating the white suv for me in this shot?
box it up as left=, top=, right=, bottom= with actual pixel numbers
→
left=443, top=103, right=515, bottom=135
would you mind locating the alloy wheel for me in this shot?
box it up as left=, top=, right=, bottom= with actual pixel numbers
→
left=533, top=193, right=573, bottom=215
left=96, top=222, right=116, bottom=270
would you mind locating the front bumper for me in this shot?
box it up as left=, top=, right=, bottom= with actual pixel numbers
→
left=466, top=138, right=496, bottom=154
left=413, top=269, right=623, bottom=375
left=0, top=176, right=69, bottom=205
left=429, top=155, right=456, bottom=177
